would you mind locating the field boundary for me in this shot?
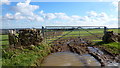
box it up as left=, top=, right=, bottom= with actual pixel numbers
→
left=44, top=26, right=107, bottom=44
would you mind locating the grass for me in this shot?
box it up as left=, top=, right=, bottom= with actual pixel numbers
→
left=0, top=35, right=9, bottom=45
left=1, top=41, right=9, bottom=46
left=92, top=40, right=102, bottom=42
left=108, top=29, right=119, bottom=33
left=104, top=42, right=119, bottom=48
left=2, top=42, right=51, bottom=66
left=46, top=28, right=119, bottom=43
left=95, top=41, right=120, bottom=54
left=0, top=34, right=51, bottom=66
left=104, top=42, right=119, bottom=54
left=1, top=28, right=119, bottom=66
left=0, top=35, right=8, bottom=41
left=46, top=29, right=104, bottom=43
left=46, top=28, right=119, bottom=54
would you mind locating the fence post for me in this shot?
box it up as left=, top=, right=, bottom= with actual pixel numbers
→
left=78, top=27, right=81, bottom=38
left=104, top=26, right=107, bottom=34
left=42, top=26, right=45, bottom=38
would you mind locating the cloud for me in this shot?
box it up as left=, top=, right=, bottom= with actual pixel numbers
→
left=112, top=1, right=118, bottom=8
left=97, top=12, right=109, bottom=21
left=15, top=0, right=39, bottom=16
left=39, top=10, right=117, bottom=28
left=43, top=13, right=57, bottom=20
left=3, top=12, right=26, bottom=21
left=112, top=1, right=118, bottom=11
left=54, top=13, right=71, bottom=20
left=2, top=0, right=118, bottom=28
left=3, top=0, right=44, bottom=22
left=87, top=11, right=97, bottom=17
left=0, top=0, right=10, bottom=5
left=40, top=11, right=71, bottom=20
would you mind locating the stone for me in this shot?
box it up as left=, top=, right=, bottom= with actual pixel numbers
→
left=8, top=29, right=43, bottom=47
left=102, top=31, right=120, bottom=43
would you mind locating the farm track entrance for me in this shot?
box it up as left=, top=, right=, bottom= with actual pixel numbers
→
left=44, top=26, right=107, bottom=44
left=42, top=36, right=119, bottom=66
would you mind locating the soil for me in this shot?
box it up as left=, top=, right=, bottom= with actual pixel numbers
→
left=50, top=37, right=120, bottom=66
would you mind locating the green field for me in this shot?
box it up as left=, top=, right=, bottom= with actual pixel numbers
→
left=1, top=34, right=51, bottom=66
left=0, top=35, right=9, bottom=45
left=1, top=28, right=119, bottom=66
left=1, top=29, right=119, bottom=45
left=46, top=28, right=119, bottom=43
left=46, top=28, right=119, bottom=53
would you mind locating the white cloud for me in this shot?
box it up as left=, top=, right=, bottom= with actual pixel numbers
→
left=0, top=0, right=10, bottom=5
left=97, top=12, right=109, bottom=21
left=55, top=13, right=71, bottom=20
left=3, top=0, right=44, bottom=22
left=15, top=0, right=39, bottom=16
left=2, top=0, right=118, bottom=28
left=112, top=1, right=118, bottom=11
left=4, top=13, right=13, bottom=20
left=39, top=10, right=117, bottom=28
left=40, top=11, right=71, bottom=20
left=3, top=12, right=25, bottom=20
left=112, top=1, right=118, bottom=8
left=87, top=11, right=97, bottom=17
left=14, top=12, right=25, bottom=20
left=71, top=15, right=81, bottom=20
left=44, top=13, right=57, bottom=20
left=34, top=15, right=44, bottom=22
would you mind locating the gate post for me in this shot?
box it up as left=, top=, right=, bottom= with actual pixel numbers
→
left=42, top=26, right=45, bottom=38
left=104, top=26, right=107, bottom=34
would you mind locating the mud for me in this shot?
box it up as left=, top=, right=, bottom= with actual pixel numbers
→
left=41, top=52, right=101, bottom=66
left=49, top=37, right=119, bottom=66
left=93, top=45, right=120, bottom=63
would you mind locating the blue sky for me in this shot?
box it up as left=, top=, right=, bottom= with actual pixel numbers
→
left=2, top=2, right=116, bottom=16
left=1, top=0, right=118, bottom=29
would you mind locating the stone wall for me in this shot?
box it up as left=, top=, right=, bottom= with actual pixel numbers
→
left=102, top=31, right=120, bottom=43
left=8, top=29, right=43, bottom=47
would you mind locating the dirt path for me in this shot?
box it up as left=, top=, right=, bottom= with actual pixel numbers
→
left=50, top=37, right=119, bottom=66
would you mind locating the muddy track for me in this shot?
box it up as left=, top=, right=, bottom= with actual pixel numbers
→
left=50, top=37, right=119, bottom=66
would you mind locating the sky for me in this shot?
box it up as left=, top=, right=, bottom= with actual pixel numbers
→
left=0, top=0, right=119, bottom=29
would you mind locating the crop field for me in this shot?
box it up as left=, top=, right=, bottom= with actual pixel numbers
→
left=1, top=28, right=119, bottom=46
left=45, top=28, right=120, bottom=53
left=46, top=28, right=119, bottom=43
left=0, top=35, right=9, bottom=46
left=1, top=28, right=120, bottom=66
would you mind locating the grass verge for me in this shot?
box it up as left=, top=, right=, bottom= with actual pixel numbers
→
left=2, top=42, right=51, bottom=66
left=95, top=41, right=120, bottom=54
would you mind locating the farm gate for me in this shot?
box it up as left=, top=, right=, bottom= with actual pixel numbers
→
left=43, top=26, right=107, bottom=44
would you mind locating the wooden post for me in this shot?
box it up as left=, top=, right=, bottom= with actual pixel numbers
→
left=42, top=26, right=45, bottom=38
left=78, top=27, right=80, bottom=38
left=104, top=27, right=107, bottom=35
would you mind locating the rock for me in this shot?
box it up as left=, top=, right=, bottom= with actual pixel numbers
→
left=102, top=31, right=120, bottom=43
left=8, top=29, right=43, bottom=47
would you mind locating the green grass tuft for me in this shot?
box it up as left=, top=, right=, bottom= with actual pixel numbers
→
left=2, top=42, right=51, bottom=66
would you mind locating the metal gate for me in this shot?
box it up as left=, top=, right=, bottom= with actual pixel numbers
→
left=43, top=26, right=107, bottom=44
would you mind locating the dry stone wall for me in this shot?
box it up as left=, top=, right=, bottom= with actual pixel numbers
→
left=8, top=29, right=43, bottom=47
left=102, top=31, right=120, bottom=43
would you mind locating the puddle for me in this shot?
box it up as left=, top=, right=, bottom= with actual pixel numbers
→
left=88, top=47, right=119, bottom=66
left=88, top=47, right=104, bottom=55
left=41, top=52, right=100, bottom=66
